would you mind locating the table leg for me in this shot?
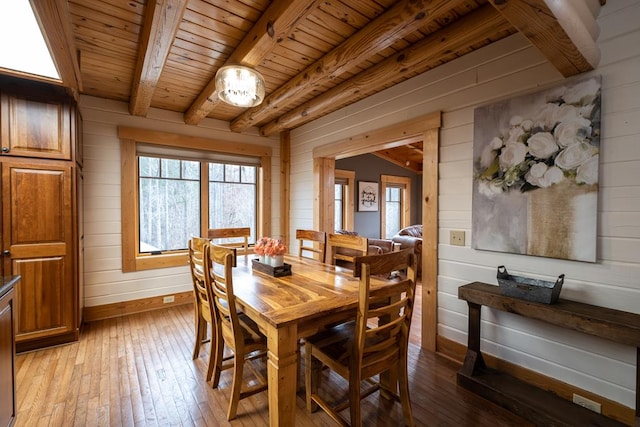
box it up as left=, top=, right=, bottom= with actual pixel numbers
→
left=267, top=323, right=299, bottom=427
left=460, top=301, right=485, bottom=377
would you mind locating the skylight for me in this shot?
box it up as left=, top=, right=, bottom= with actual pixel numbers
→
left=0, top=1, right=60, bottom=80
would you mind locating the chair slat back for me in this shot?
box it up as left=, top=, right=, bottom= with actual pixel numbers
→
left=208, top=227, right=250, bottom=256
left=189, top=237, right=213, bottom=323
left=205, top=243, right=243, bottom=348
left=296, top=229, right=326, bottom=263
left=353, top=249, right=417, bottom=378
left=327, top=232, right=368, bottom=266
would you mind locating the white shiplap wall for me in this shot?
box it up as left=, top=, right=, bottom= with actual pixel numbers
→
left=290, top=0, right=640, bottom=409
left=80, top=97, right=280, bottom=307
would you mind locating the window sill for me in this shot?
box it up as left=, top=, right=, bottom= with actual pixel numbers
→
left=125, top=252, right=189, bottom=272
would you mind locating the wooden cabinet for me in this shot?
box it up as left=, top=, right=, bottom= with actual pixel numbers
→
left=0, top=81, right=80, bottom=352
left=0, top=93, right=72, bottom=160
left=0, top=278, right=18, bottom=427
left=2, top=160, right=77, bottom=349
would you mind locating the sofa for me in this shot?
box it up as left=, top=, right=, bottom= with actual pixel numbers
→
left=334, top=230, right=394, bottom=255
left=331, top=230, right=394, bottom=269
left=392, top=225, right=422, bottom=275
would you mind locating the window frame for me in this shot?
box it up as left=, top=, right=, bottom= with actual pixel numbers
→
left=334, top=169, right=355, bottom=231
left=119, top=127, right=272, bottom=272
left=380, top=174, right=411, bottom=239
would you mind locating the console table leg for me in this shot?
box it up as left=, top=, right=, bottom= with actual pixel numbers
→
left=461, top=302, right=485, bottom=377
left=635, top=347, right=640, bottom=427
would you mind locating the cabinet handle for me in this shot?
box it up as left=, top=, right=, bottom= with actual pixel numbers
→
left=2, top=250, right=9, bottom=256
left=1, top=147, right=9, bottom=153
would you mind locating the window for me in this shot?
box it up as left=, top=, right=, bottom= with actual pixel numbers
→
left=334, top=169, right=355, bottom=231
left=120, top=127, right=272, bottom=272
left=334, top=183, right=344, bottom=230
left=380, top=175, right=411, bottom=238
left=385, top=186, right=402, bottom=238
left=209, top=163, right=257, bottom=242
left=139, top=156, right=201, bottom=252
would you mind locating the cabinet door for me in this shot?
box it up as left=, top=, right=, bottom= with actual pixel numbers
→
left=0, top=288, right=16, bottom=427
left=1, top=161, right=76, bottom=344
left=0, top=94, right=72, bottom=160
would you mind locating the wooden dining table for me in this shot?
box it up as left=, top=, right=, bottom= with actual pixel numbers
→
left=230, top=254, right=399, bottom=427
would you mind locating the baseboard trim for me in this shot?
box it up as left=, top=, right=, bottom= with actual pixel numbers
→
left=436, top=335, right=635, bottom=426
left=83, top=291, right=193, bottom=322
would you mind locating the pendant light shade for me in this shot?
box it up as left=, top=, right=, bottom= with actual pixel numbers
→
left=215, top=65, right=265, bottom=108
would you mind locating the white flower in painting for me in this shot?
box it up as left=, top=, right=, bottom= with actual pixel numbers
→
left=562, top=78, right=600, bottom=105
left=544, top=165, right=564, bottom=186
left=503, top=125, right=526, bottom=145
left=521, top=119, right=533, bottom=131
left=555, top=104, right=580, bottom=123
left=554, top=117, right=592, bottom=147
left=509, top=115, right=523, bottom=126
left=526, top=163, right=564, bottom=188
left=576, top=154, right=599, bottom=185
left=474, top=78, right=600, bottom=194
left=479, top=137, right=503, bottom=169
left=533, top=102, right=560, bottom=130
left=527, top=132, right=558, bottom=159
left=478, top=180, right=503, bottom=197
left=555, top=142, right=598, bottom=171
left=499, top=142, right=527, bottom=171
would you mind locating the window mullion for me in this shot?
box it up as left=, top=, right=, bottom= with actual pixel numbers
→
left=201, top=160, right=209, bottom=238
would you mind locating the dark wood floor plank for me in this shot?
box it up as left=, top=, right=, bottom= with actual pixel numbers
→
left=14, top=297, right=532, bottom=426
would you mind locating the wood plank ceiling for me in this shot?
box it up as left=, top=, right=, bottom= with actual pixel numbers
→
left=27, top=0, right=603, bottom=173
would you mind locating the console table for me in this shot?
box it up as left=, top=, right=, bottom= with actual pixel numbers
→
left=458, top=282, right=640, bottom=427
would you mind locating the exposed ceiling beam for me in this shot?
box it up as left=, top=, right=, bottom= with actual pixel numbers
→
left=231, top=0, right=463, bottom=133
left=260, top=4, right=512, bottom=136
left=488, top=0, right=599, bottom=77
left=29, top=0, right=82, bottom=99
left=129, top=0, right=188, bottom=117
left=183, top=0, right=321, bottom=125
left=372, top=152, right=423, bottom=174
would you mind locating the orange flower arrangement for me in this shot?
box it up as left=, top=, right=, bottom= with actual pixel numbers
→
left=255, top=237, right=287, bottom=257
left=254, top=237, right=270, bottom=256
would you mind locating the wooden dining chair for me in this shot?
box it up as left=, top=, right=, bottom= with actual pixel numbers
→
left=305, top=248, right=417, bottom=427
left=207, top=227, right=251, bottom=257
left=204, top=243, right=268, bottom=420
left=296, top=229, right=327, bottom=262
left=327, top=232, right=368, bottom=267
left=188, top=237, right=218, bottom=382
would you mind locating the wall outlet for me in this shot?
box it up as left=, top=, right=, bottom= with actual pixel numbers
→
left=450, top=230, right=465, bottom=246
left=572, top=393, right=601, bottom=414
left=163, top=295, right=175, bottom=304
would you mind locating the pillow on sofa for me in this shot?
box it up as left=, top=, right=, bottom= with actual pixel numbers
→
left=398, top=224, right=422, bottom=238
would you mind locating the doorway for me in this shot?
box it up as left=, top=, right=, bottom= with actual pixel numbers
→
left=311, top=112, right=441, bottom=351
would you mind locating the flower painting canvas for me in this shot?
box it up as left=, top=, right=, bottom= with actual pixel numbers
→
left=472, top=76, right=601, bottom=262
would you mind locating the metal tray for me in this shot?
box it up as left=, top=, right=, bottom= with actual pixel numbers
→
left=497, top=266, right=564, bottom=304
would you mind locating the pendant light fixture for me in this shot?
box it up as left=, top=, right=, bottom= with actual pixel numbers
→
left=215, top=65, right=265, bottom=108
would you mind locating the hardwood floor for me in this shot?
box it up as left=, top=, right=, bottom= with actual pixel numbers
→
left=14, top=287, right=532, bottom=426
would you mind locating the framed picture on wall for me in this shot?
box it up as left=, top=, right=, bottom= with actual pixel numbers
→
left=358, top=181, right=379, bottom=211
left=471, top=75, right=601, bottom=262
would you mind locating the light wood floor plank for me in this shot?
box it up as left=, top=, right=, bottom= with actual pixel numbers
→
left=14, top=292, right=532, bottom=427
